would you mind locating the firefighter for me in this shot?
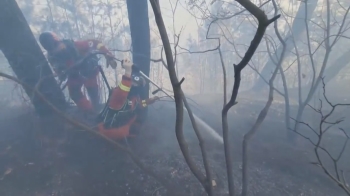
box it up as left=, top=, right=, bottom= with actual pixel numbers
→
left=96, top=59, right=159, bottom=140
left=38, top=31, right=117, bottom=113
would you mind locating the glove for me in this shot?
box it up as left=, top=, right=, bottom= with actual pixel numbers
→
left=121, top=59, right=133, bottom=75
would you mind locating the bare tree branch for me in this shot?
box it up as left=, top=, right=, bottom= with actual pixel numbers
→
left=220, top=0, right=280, bottom=194
left=291, top=0, right=349, bottom=136
left=149, top=0, right=213, bottom=195
left=291, top=78, right=350, bottom=195
left=210, top=0, right=271, bottom=21
left=242, top=0, right=285, bottom=194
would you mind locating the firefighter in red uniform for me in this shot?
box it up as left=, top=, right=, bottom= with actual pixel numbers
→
left=38, top=31, right=117, bottom=113
left=96, top=59, right=159, bottom=139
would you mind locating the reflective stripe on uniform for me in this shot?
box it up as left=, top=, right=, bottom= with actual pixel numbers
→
left=142, top=100, right=147, bottom=107
left=119, top=83, right=130, bottom=92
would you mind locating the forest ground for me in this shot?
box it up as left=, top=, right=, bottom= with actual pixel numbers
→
left=0, top=91, right=349, bottom=196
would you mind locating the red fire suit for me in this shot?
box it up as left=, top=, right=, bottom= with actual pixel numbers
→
left=97, top=75, right=157, bottom=139
left=49, top=39, right=115, bottom=112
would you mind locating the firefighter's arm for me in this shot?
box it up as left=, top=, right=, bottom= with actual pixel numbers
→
left=94, top=40, right=114, bottom=57
left=108, top=59, right=133, bottom=109
left=75, top=39, right=117, bottom=69
left=108, top=76, right=132, bottom=110
left=47, top=55, right=67, bottom=81
left=140, top=96, right=160, bottom=108
left=74, top=39, right=112, bottom=56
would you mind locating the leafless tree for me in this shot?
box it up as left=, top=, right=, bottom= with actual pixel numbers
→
left=172, top=1, right=281, bottom=195
left=219, top=1, right=279, bottom=195
left=294, top=0, right=350, bottom=135
left=149, top=0, right=214, bottom=195
left=291, top=78, right=350, bottom=195
left=241, top=0, right=285, bottom=195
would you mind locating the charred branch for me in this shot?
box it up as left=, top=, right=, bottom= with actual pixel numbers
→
left=221, top=0, right=280, bottom=195
left=149, top=0, right=213, bottom=195
left=242, top=0, right=286, bottom=195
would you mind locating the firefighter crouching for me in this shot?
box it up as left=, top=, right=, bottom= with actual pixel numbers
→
left=96, top=59, right=160, bottom=140
left=38, top=31, right=117, bottom=113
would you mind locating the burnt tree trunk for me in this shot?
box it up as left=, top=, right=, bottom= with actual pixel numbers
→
left=0, top=0, right=66, bottom=116
left=126, top=0, right=151, bottom=121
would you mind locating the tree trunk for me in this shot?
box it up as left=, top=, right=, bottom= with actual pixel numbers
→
left=0, top=0, right=66, bottom=116
left=323, top=49, right=350, bottom=84
left=126, top=0, right=151, bottom=120
left=251, top=0, right=319, bottom=91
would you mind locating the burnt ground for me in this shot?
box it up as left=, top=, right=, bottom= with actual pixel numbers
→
left=0, top=93, right=349, bottom=196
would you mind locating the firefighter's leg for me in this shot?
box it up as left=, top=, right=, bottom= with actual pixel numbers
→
left=84, top=71, right=100, bottom=111
left=97, top=123, right=130, bottom=140
left=97, top=117, right=137, bottom=139
left=68, top=77, right=93, bottom=112
left=97, top=117, right=136, bottom=140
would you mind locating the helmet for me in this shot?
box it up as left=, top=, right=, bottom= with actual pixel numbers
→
left=129, top=65, right=146, bottom=86
left=39, top=31, right=61, bottom=52
left=131, top=73, right=145, bottom=87
left=128, top=73, right=145, bottom=98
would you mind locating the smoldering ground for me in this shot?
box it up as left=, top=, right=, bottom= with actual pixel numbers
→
left=0, top=87, right=349, bottom=196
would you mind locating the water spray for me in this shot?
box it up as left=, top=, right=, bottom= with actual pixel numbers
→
left=138, top=71, right=224, bottom=144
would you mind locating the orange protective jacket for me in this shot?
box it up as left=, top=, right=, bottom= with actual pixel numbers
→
left=97, top=75, right=156, bottom=139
